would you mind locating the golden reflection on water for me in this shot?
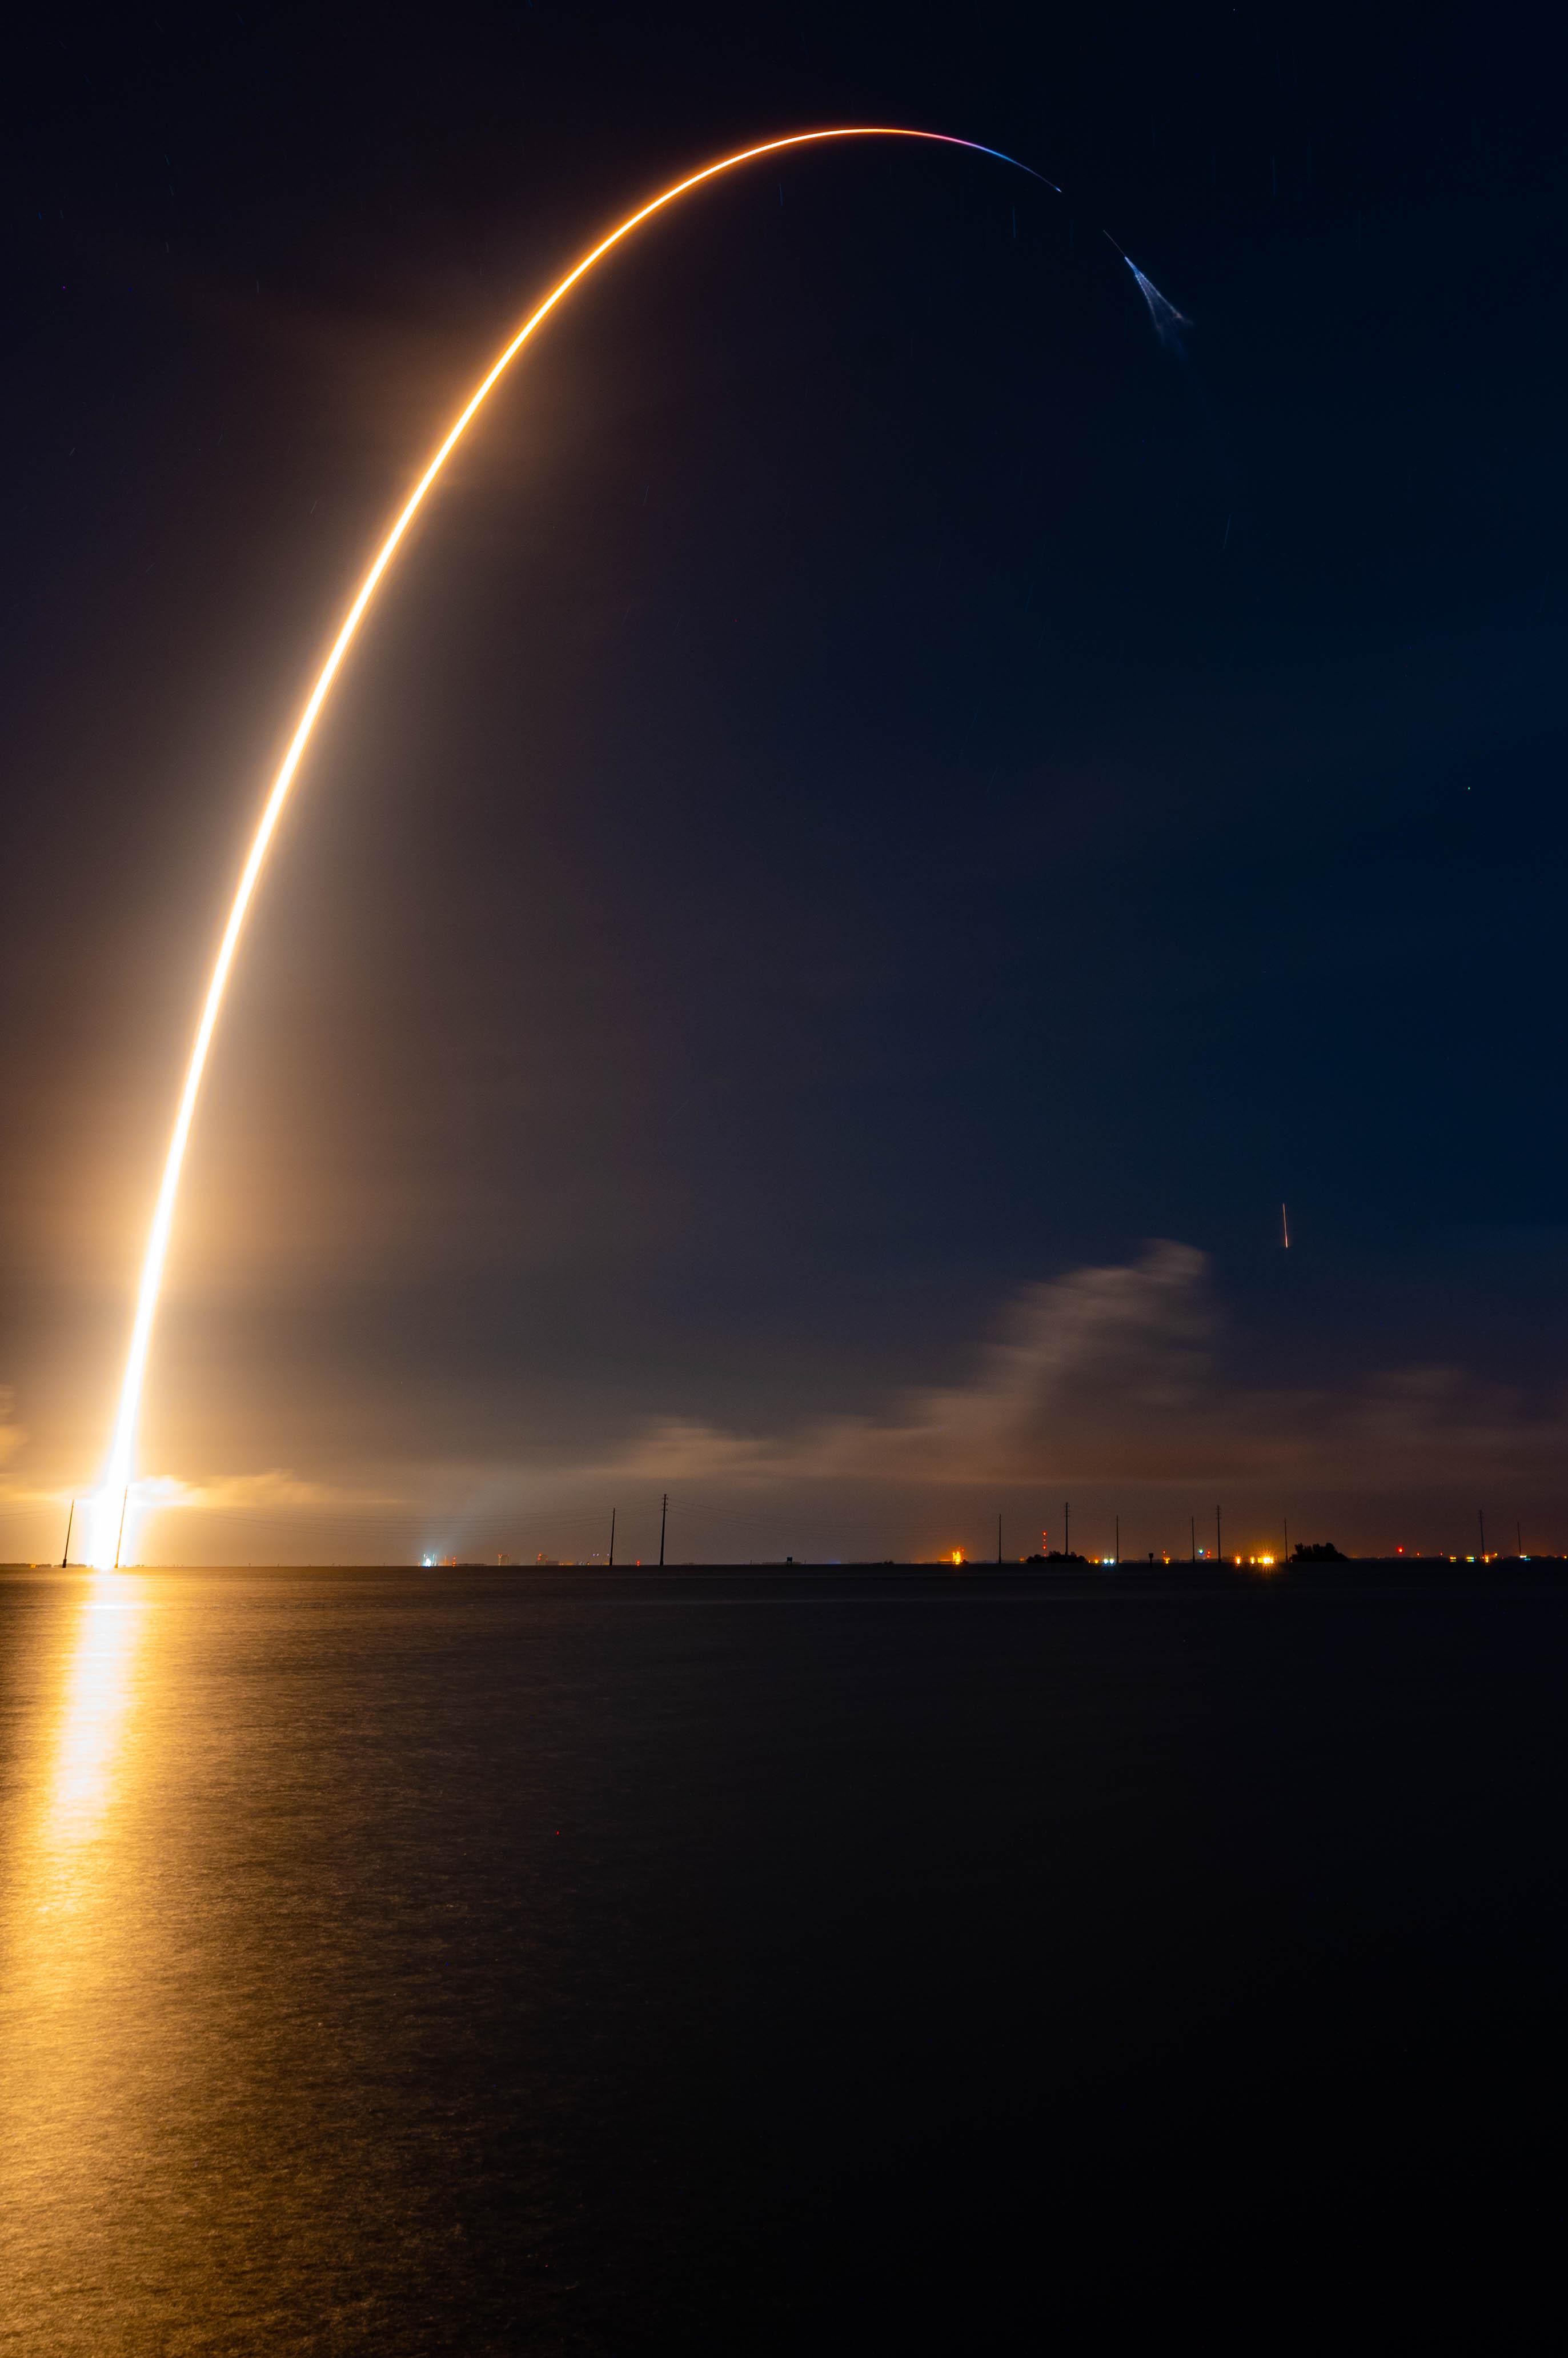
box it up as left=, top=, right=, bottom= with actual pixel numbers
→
left=0, top=1571, right=153, bottom=2340
left=34, top=1571, right=149, bottom=1896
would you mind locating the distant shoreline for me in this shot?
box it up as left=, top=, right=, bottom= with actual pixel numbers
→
left=9, top=1558, right=1568, bottom=1582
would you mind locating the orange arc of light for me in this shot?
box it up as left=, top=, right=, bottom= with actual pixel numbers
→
left=89, top=126, right=1041, bottom=1560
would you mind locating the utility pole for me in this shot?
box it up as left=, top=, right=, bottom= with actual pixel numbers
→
left=659, top=1494, right=667, bottom=1567
left=114, top=1487, right=128, bottom=1570
left=61, top=1498, right=75, bottom=1569
left=608, top=1507, right=616, bottom=1570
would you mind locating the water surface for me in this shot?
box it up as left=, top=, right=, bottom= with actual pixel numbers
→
left=3, top=1566, right=1564, bottom=2349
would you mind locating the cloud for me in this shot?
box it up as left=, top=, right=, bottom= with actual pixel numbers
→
left=610, top=1242, right=1568, bottom=1495
left=617, top=1242, right=1217, bottom=1485
left=0, top=1388, right=23, bottom=1470
left=134, top=1469, right=405, bottom=1513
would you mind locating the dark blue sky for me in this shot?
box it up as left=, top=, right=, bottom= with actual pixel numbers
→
left=2, top=1, right=1565, bottom=1561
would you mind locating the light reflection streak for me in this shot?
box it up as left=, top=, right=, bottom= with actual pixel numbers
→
left=0, top=1572, right=154, bottom=2319
left=36, top=1572, right=148, bottom=1876
left=3, top=1572, right=151, bottom=1942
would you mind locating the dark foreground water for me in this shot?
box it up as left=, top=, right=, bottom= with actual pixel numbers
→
left=3, top=1564, right=1566, bottom=2352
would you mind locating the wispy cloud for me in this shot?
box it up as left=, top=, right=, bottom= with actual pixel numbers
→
left=616, top=1242, right=1217, bottom=1484
left=0, top=1460, right=403, bottom=1517
left=610, top=1242, right=1568, bottom=1494
left=133, top=1469, right=406, bottom=1513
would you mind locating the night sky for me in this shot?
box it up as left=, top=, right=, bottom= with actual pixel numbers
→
left=2, top=1, right=1565, bottom=1563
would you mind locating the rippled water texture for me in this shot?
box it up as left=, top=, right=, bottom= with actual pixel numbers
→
left=3, top=1566, right=1566, bottom=2351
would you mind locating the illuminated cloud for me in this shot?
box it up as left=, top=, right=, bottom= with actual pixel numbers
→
left=617, top=1242, right=1217, bottom=1484
left=133, top=1469, right=402, bottom=1513
left=0, top=1387, right=25, bottom=1470
left=610, top=1244, right=1568, bottom=1496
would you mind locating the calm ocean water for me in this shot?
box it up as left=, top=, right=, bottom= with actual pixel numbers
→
left=3, top=1565, right=1565, bottom=2351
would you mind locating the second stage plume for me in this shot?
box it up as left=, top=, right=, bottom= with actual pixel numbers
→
left=1104, top=230, right=1191, bottom=348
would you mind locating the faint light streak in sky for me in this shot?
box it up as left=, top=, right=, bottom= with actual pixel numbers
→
left=1101, top=229, right=1191, bottom=349
left=1128, top=260, right=1191, bottom=348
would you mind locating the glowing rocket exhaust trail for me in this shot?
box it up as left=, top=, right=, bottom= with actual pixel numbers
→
left=81, top=126, right=1058, bottom=1567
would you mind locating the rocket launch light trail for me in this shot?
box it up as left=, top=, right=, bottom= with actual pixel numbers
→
left=82, top=126, right=1065, bottom=1566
